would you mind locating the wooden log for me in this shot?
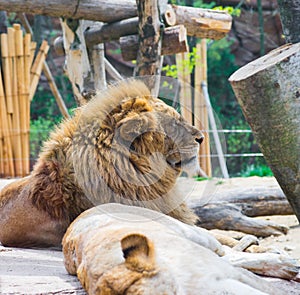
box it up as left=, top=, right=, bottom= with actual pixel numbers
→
left=29, top=40, right=50, bottom=101
left=172, top=5, right=232, bottom=40
left=133, top=0, right=164, bottom=96
left=229, top=43, right=300, bottom=222
left=185, top=177, right=293, bottom=237
left=0, top=1, right=231, bottom=40
left=120, top=25, right=188, bottom=61
left=194, top=40, right=211, bottom=177
left=193, top=203, right=289, bottom=237
left=223, top=246, right=300, bottom=280
left=54, top=6, right=230, bottom=57
left=0, top=0, right=137, bottom=23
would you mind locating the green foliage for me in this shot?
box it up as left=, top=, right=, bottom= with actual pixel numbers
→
left=162, top=46, right=199, bottom=78
left=240, top=164, right=273, bottom=177
left=30, top=117, right=56, bottom=162
left=213, top=6, right=241, bottom=17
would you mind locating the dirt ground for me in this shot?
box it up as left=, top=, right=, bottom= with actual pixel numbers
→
left=0, top=176, right=299, bottom=294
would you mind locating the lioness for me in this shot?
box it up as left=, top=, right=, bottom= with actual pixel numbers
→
left=0, top=79, right=204, bottom=248
left=62, top=204, right=276, bottom=295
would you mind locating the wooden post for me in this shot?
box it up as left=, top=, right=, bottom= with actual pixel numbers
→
left=176, top=50, right=192, bottom=125
left=194, top=40, right=211, bottom=177
left=134, top=0, right=165, bottom=95
left=229, top=43, right=300, bottom=222
left=60, top=18, right=92, bottom=106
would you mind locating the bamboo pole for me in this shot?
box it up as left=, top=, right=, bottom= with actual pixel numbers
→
left=2, top=32, right=22, bottom=176
left=1, top=34, right=13, bottom=115
left=7, top=27, right=23, bottom=176
left=24, top=33, right=31, bottom=174
left=0, top=105, right=4, bottom=176
left=0, top=67, right=14, bottom=177
left=29, top=40, right=49, bottom=101
left=14, top=23, right=29, bottom=176
left=29, top=41, right=36, bottom=68
left=176, top=50, right=192, bottom=125
left=194, top=40, right=211, bottom=177
left=18, top=13, right=70, bottom=119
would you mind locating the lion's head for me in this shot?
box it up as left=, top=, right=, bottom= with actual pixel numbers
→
left=72, top=79, right=204, bottom=214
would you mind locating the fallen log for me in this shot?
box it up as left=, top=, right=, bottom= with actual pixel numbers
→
left=183, top=177, right=293, bottom=237
left=193, top=203, right=289, bottom=237
left=229, top=43, right=300, bottom=222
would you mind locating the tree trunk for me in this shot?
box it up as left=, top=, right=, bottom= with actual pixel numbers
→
left=120, top=25, right=188, bottom=61
left=277, top=0, right=300, bottom=43
left=229, top=43, right=300, bottom=222
left=133, top=0, right=164, bottom=95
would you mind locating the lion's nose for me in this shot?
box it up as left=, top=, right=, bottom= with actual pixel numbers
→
left=195, top=135, right=204, bottom=145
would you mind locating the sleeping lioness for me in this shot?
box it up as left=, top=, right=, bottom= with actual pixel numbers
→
left=62, top=204, right=277, bottom=295
left=0, top=79, right=204, bottom=248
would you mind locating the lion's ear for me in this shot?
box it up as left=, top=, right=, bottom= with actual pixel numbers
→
left=118, top=113, right=157, bottom=142
left=121, top=233, right=156, bottom=272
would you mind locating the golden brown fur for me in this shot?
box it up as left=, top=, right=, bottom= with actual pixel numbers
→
left=0, top=79, right=203, bottom=248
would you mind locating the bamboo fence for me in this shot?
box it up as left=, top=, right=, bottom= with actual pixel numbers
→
left=0, top=24, right=49, bottom=178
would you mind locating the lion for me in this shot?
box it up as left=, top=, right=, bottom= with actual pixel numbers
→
left=62, top=203, right=276, bottom=295
left=0, top=79, right=204, bottom=248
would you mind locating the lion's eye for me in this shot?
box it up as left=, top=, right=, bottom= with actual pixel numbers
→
left=129, top=143, right=136, bottom=152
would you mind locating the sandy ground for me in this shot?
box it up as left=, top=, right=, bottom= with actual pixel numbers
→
left=0, top=177, right=299, bottom=294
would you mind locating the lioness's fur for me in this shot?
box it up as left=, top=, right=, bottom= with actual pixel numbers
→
left=62, top=204, right=276, bottom=295
left=0, top=80, right=204, bottom=247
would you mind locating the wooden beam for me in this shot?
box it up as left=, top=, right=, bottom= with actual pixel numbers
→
left=0, top=0, right=137, bottom=23
left=120, top=25, right=188, bottom=61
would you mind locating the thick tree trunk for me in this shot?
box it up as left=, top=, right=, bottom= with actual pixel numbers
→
left=120, top=25, right=188, bottom=61
left=133, top=0, right=163, bottom=95
left=277, top=0, right=300, bottom=43
left=229, top=43, right=300, bottom=222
